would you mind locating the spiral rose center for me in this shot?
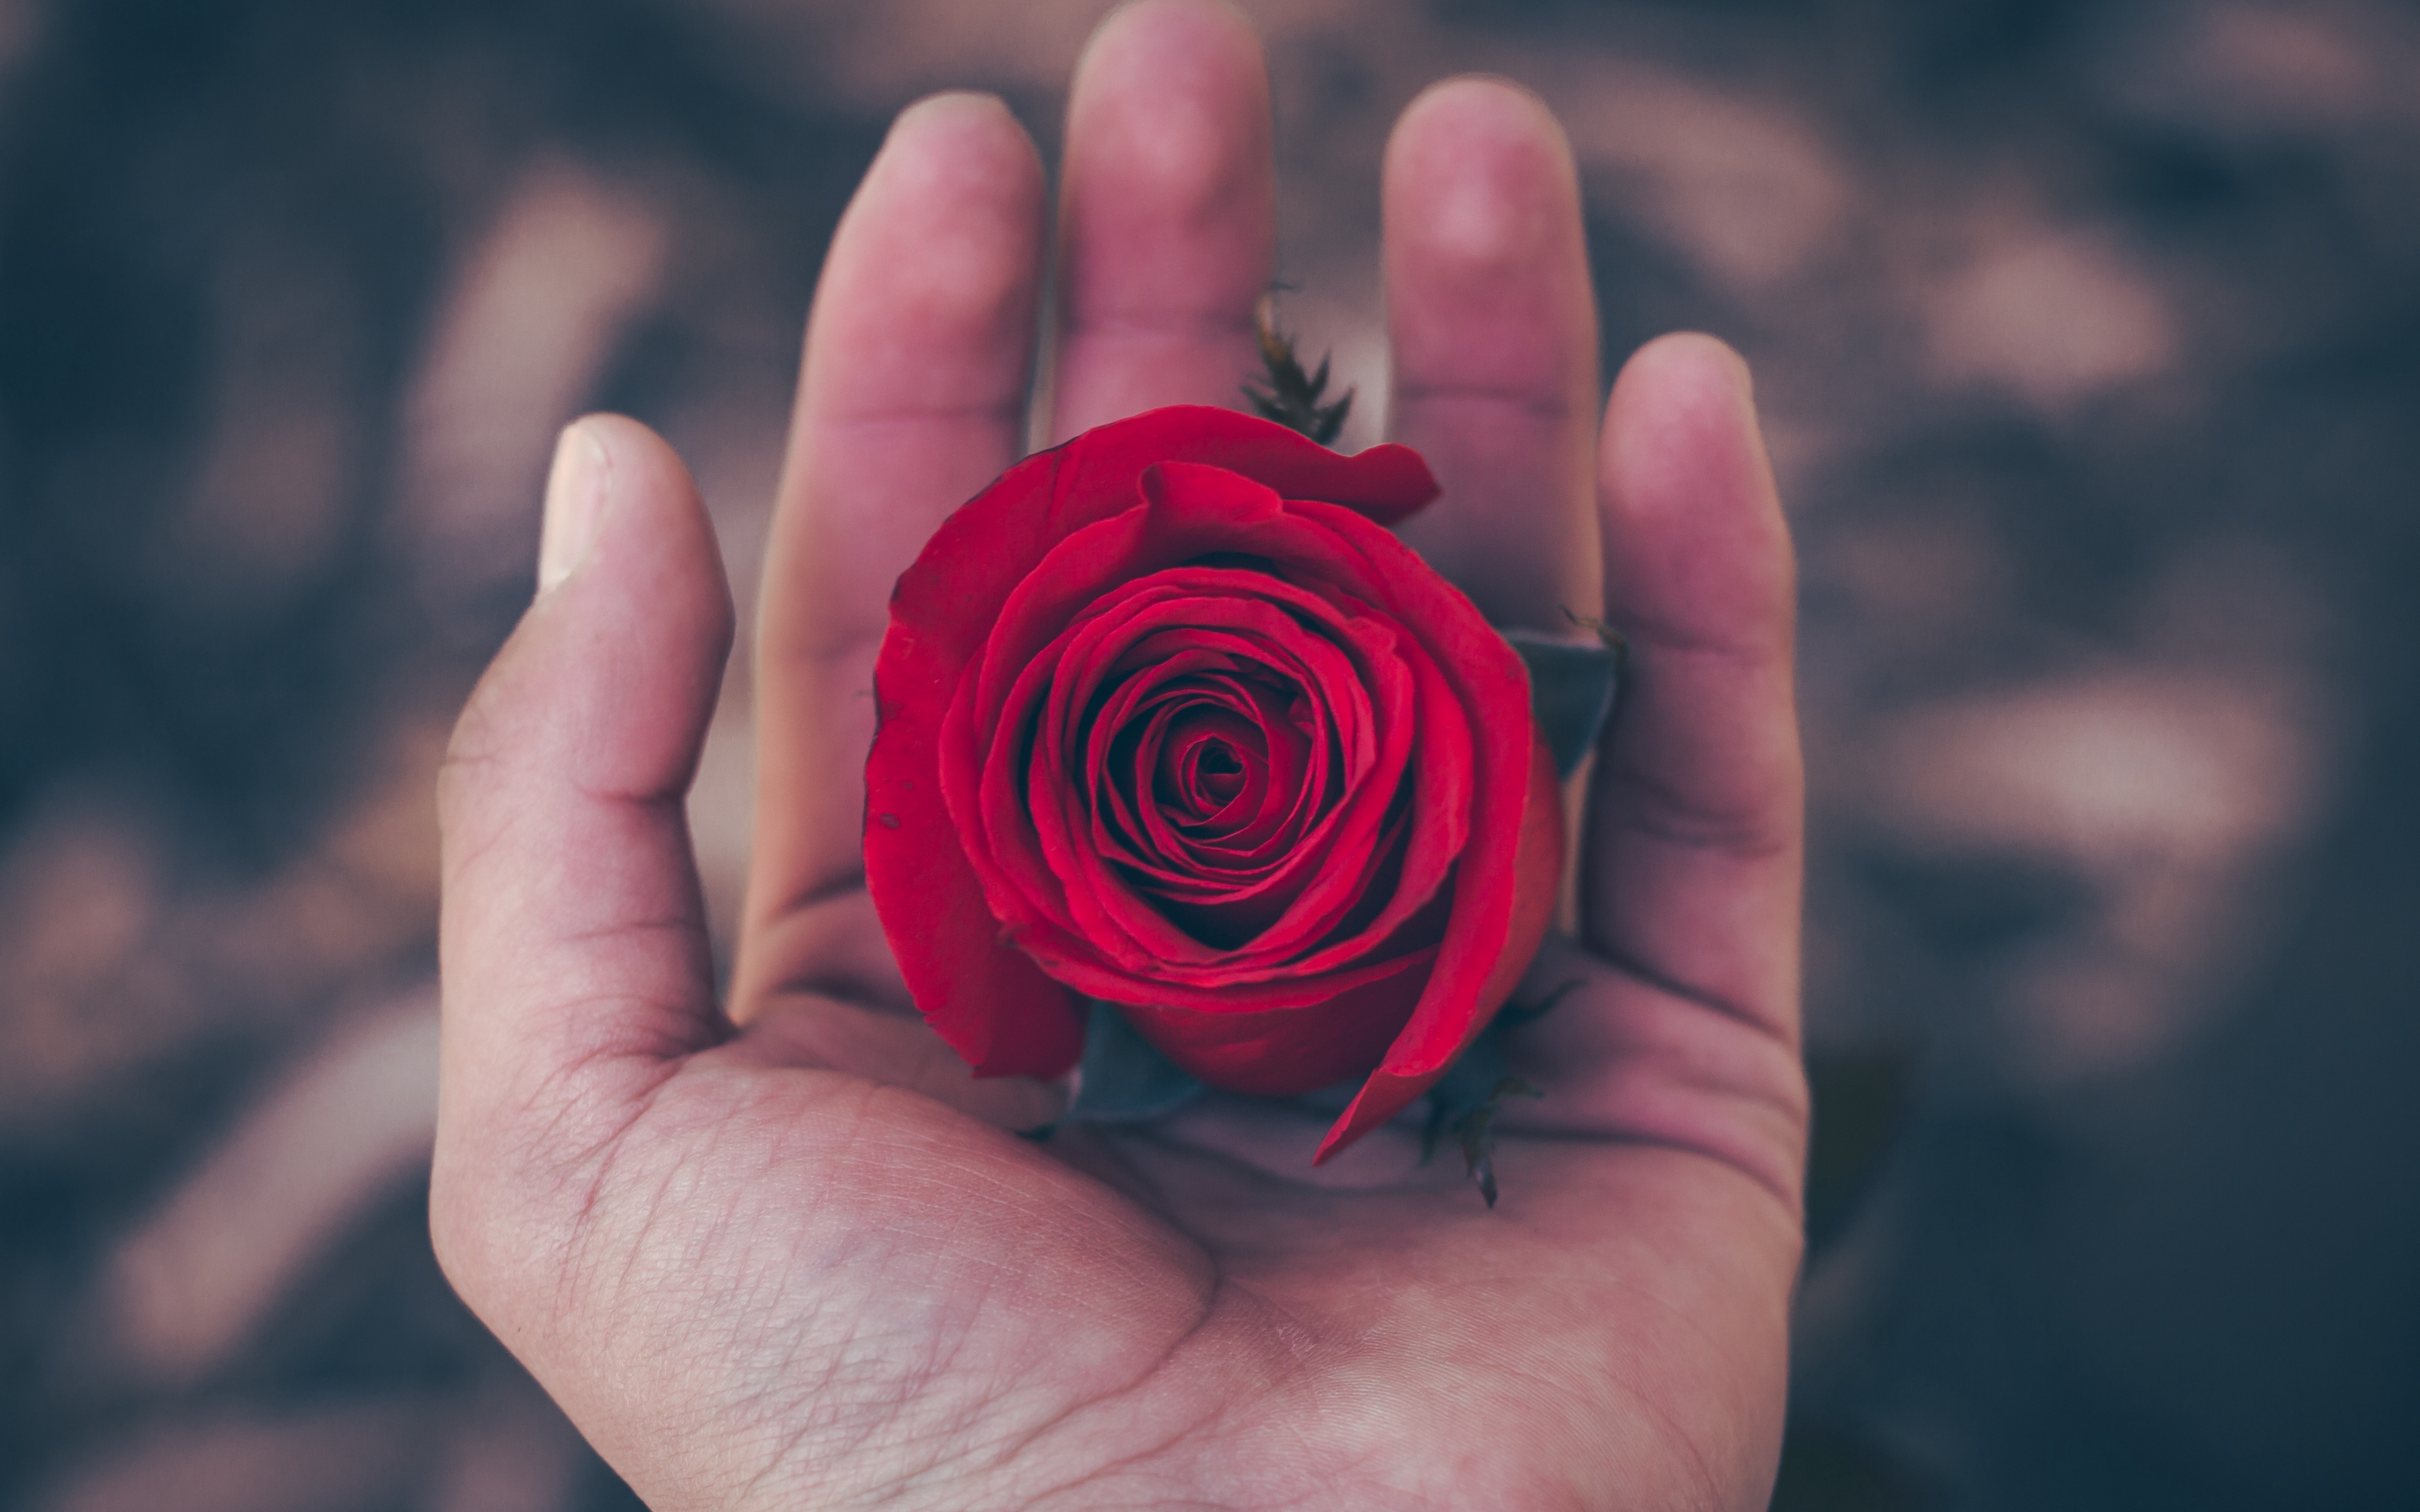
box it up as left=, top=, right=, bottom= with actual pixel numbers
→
left=1123, top=677, right=1317, bottom=849
left=996, top=561, right=1432, bottom=964
left=1070, top=639, right=1353, bottom=949
left=1194, top=744, right=1245, bottom=800
left=1167, top=729, right=1249, bottom=812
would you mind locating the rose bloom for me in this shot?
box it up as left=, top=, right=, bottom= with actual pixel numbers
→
left=865, top=406, right=1561, bottom=1159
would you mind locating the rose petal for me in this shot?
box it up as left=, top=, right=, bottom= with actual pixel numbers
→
left=864, top=674, right=1082, bottom=1079
left=1316, top=725, right=1564, bottom=1160
left=1001, top=480, right=1548, bottom=1160
left=870, top=410, right=1436, bottom=1077
left=1119, top=948, right=1439, bottom=1097
left=1075, top=602, right=1365, bottom=866
left=944, top=466, right=1517, bottom=1021
left=976, top=549, right=1412, bottom=975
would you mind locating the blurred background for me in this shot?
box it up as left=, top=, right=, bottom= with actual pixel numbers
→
left=3, top=0, right=2416, bottom=1507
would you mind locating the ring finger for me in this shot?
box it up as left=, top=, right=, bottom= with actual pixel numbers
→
left=1383, top=77, right=1603, bottom=632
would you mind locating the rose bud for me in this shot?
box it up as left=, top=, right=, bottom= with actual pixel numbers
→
left=864, top=405, right=1562, bottom=1161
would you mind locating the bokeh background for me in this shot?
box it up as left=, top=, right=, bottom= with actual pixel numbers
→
left=4, top=0, right=2416, bottom=1507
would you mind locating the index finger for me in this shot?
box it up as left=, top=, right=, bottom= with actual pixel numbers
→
left=734, top=94, right=1046, bottom=1021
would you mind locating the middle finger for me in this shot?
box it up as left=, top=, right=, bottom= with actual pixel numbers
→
left=1046, top=0, right=1276, bottom=442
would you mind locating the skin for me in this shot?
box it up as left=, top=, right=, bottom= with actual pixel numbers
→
left=432, top=3, right=1808, bottom=1508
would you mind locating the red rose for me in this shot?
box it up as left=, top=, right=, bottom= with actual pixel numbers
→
left=865, top=405, right=1562, bottom=1160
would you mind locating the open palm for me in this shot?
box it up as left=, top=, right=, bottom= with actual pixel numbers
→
left=432, top=4, right=1807, bottom=1508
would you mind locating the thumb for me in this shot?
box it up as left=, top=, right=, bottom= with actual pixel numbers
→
left=432, top=414, right=733, bottom=1285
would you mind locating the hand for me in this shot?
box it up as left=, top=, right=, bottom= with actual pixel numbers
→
left=431, top=3, right=1807, bottom=1508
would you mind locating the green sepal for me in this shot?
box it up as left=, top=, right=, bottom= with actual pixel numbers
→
left=1504, top=625, right=1623, bottom=779
left=1419, top=973, right=1577, bottom=1206
left=1059, top=1000, right=1209, bottom=1125
left=1242, top=292, right=1354, bottom=445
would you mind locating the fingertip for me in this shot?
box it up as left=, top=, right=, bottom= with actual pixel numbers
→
left=858, top=91, right=1046, bottom=275
left=574, top=408, right=685, bottom=485
left=1049, top=0, right=1274, bottom=435
left=810, top=93, right=1044, bottom=414
left=892, top=87, right=1018, bottom=132
left=1383, top=74, right=1593, bottom=395
left=1608, top=331, right=1758, bottom=434
left=1386, top=75, right=1581, bottom=254
left=1600, top=333, right=1791, bottom=646
left=1078, top=0, right=1265, bottom=88
left=577, top=409, right=700, bottom=486
left=573, top=411, right=734, bottom=634
left=1063, top=0, right=1272, bottom=247
left=1386, top=77, right=1580, bottom=282
left=881, top=90, right=1044, bottom=200
left=471, top=411, right=733, bottom=806
left=1402, top=70, right=1562, bottom=124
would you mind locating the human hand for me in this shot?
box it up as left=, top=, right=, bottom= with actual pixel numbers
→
left=432, top=3, right=1807, bottom=1508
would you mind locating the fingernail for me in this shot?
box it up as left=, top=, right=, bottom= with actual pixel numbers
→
left=538, top=420, right=608, bottom=595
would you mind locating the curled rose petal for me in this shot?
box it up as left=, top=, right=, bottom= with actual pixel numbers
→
left=866, top=406, right=1560, bottom=1159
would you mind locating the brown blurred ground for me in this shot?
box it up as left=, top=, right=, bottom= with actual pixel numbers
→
left=3, top=1, right=2416, bottom=1508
